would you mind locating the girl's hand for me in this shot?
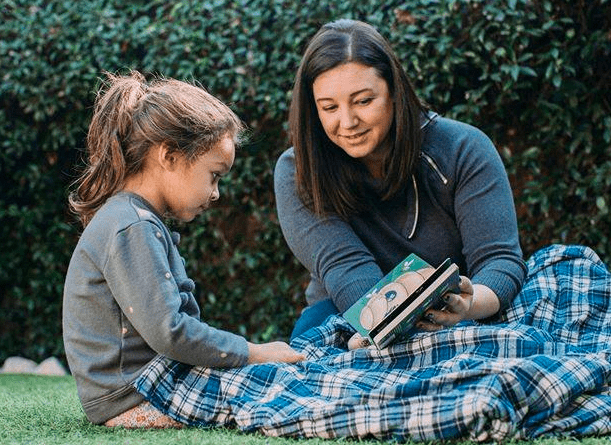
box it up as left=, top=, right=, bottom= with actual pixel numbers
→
left=417, top=277, right=500, bottom=330
left=247, top=341, right=306, bottom=364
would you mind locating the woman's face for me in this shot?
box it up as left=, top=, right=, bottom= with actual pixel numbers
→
left=312, top=62, right=394, bottom=178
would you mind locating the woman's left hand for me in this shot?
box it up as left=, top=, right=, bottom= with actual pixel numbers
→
left=417, top=277, right=500, bottom=330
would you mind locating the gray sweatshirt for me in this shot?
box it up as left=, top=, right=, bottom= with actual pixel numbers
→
left=274, top=114, right=527, bottom=314
left=63, top=192, right=248, bottom=424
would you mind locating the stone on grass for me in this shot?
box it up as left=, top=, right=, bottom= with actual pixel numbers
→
left=35, top=357, right=68, bottom=376
left=1, top=356, right=38, bottom=374
left=1, top=356, right=68, bottom=376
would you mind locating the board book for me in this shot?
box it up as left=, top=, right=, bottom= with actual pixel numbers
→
left=343, top=254, right=460, bottom=349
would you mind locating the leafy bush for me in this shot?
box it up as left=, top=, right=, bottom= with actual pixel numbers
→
left=392, top=0, right=611, bottom=259
left=1, top=0, right=609, bottom=364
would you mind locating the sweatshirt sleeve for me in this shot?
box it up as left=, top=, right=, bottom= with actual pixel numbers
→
left=274, top=148, right=384, bottom=312
left=449, top=123, right=527, bottom=312
left=104, top=221, right=249, bottom=368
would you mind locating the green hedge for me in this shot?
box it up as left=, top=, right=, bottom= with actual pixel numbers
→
left=1, top=0, right=609, bottom=364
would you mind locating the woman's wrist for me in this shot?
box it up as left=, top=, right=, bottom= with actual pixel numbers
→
left=467, top=284, right=500, bottom=320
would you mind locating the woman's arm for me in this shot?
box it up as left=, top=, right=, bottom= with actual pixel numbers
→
left=421, top=118, right=527, bottom=325
left=452, top=123, right=526, bottom=312
left=274, top=148, right=384, bottom=312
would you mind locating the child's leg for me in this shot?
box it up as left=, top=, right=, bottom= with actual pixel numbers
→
left=104, top=401, right=184, bottom=429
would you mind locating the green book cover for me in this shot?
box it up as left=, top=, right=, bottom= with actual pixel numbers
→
left=343, top=254, right=460, bottom=348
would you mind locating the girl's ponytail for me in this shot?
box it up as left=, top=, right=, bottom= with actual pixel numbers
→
left=69, top=72, right=146, bottom=226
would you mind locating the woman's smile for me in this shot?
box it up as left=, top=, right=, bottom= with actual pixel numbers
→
left=341, top=129, right=370, bottom=141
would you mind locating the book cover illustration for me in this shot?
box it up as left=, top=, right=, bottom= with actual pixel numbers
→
left=343, top=254, right=460, bottom=349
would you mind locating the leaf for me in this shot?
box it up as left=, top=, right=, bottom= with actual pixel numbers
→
left=597, top=197, right=607, bottom=211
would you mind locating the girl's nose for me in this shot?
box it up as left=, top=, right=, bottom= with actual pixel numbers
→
left=210, top=185, right=220, bottom=201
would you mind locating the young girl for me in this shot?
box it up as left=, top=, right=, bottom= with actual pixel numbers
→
left=63, top=71, right=304, bottom=428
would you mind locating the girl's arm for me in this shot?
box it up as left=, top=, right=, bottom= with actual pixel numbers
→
left=106, top=221, right=304, bottom=366
left=105, top=221, right=252, bottom=368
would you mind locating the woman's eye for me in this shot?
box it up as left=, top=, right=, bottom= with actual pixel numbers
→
left=358, top=97, right=373, bottom=105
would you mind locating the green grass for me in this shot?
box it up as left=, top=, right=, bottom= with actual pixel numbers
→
left=0, top=374, right=606, bottom=445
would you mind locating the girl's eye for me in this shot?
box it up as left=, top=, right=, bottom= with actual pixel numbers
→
left=357, top=97, right=373, bottom=105
left=321, top=105, right=337, bottom=112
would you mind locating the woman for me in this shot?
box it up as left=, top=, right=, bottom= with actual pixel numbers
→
left=274, top=19, right=527, bottom=339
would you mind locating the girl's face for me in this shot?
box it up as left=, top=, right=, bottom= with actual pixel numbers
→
left=164, top=135, right=235, bottom=222
left=312, top=62, right=394, bottom=178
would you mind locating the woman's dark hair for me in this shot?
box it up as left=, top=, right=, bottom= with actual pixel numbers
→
left=289, top=19, right=428, bottom=217
left=69, top=71, right=245, bottom=227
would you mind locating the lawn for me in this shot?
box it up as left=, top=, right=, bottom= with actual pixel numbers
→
left=0, top=373, right=605, bottom=445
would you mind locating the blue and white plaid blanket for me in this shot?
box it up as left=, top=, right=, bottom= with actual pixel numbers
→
left=134, top=244, right=611, bottom=442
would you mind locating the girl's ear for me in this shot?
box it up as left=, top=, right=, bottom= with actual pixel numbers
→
left=156, top=144, right=181, bottom=172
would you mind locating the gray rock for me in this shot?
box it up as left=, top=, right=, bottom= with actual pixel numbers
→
left=35, top=357, right=68, bottom=376
left=1, top=356, right=68, bottom=376
left=1, top=356, right=38, bottom=374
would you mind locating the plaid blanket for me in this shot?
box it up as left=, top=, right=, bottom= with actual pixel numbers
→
left=134, top=244, right=611, bottom=442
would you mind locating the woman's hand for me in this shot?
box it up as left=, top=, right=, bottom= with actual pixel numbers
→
left=247, top=341, right=306, bottom=364
left=417, top=276, right=500, bottom=330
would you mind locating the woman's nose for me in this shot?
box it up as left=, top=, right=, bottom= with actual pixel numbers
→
left=339, top=107, right=358, bottom=129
